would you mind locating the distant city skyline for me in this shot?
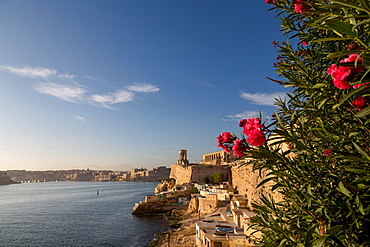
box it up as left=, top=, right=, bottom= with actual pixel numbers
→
left=0, top=0, right=286, bottom=171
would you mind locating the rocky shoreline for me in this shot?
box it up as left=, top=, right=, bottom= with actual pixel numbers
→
left=149, top=210, right=198, bottom=247
left=0, top=172, right=19, bottom=185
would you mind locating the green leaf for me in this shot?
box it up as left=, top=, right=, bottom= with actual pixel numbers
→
left=331, top=0, right=370, bottom=13
left=305, top=224, right=318, bottom=247
left=329, top=235, right=346, bottom=247
left=311, top=37, right=353, bottom=43
left=315, top=236, right=328, bottom=247
left=327, top=50, right=360, bottom=59
left=359, top=0, right=370, bottom=12
left=257, top=176, right=276, bottom=188
left=327, top=225, right=343, bottom=235
left=346, top=167, right=370, bottom=174
left=356, top=105, right=370, bottom=117
left=327, top=20, right=356, bottom=37
left=348, top=132, right=359, bottom=138
left=337, top=155, right=370, bottom=162
left=312, top=83, right=327, bottom=88
left=352, top=142, right=370, bottom=160
left=307, top=183, right=312, bottom=196
left=338, top=181, right=351, bottom=197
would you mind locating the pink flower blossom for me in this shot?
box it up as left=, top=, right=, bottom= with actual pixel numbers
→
left=239, top=118, right=266, bottom=146
left=247, top=129, right=266, bottom=146
left=265, top=0, right=276, bottom=4
left=327, top=54, right=365, bottom=89
left=217, top=132, right=235, bottom=153
left=324, top=149, right=331, bottom=157
left=232, top=139, right=248, bottom=157
left=352, top=96, right=367, bottom=110
left=340, top=54, right=364, bottom=73
left=240, top=118, right=263, bottom=136
left=353, top=82, right=370, bottom=89
left=294, top=0, right=310, bottom=14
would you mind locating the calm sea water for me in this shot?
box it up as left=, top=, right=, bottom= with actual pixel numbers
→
left=0, top=181, right=169, bottom=247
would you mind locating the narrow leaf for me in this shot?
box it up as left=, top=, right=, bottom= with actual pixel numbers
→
left=331, top=0, right=370, bottom=13
left=327, top=20, right=356, bottom=37
left=305, top=224, right=317, bottom=247
left=338, top=181, right=351, bottom=197
left=352, top=142, right=370, bottom=160
left=327, top=225, right=343, bottom=235
left=356, top=105, right=370, bottom=117
left=359, top=0, right=370, bottom=12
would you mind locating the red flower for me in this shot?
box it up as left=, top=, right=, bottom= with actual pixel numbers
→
left=340, top=54, right=364, bottom=73
left=265, top=0, right=276, bottom=4
left=294, top=2, right=310, bottom=14
left=352, top=96, right=367, bottom=110
left=324, top=149, right=331, bottom=157
left=247, top=129, right=266, bottom=146
left=240, top=117, right=263, bottom=136
left=232, top=139, right=248, bottom=157
left=239, top=118, right=266, bottom=146
left=221, top=132, right=233, bottom=142
left=327, top=54, right=365, bottom=89
left=353, top=82, right=370, bottom=89
left=301, top=41, right=308, bottom=46
left=217, top=132, right=235, bottom=153
left=239, top=119, right=248, bottom=128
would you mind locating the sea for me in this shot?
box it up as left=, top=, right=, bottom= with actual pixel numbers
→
left=0, top=181, right=170, bottom=247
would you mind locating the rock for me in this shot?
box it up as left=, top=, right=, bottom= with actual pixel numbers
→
left=186, top=197, right=199, bottom=214
left=154, top=179, right=176, bottom=194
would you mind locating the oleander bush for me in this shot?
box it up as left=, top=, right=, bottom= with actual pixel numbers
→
left=217, top=0, right=370, bottom=246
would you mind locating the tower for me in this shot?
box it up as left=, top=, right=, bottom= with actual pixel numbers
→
left=177, top=149, right=189, bottom=166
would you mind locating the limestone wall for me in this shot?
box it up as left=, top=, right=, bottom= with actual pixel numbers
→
left=169, top=164, right=231, bottom=185
left=190, top=165, right=231, bottom=183
left=231, top=163, right=281, bottom=209
left=169, top=164, right=193, bottom=185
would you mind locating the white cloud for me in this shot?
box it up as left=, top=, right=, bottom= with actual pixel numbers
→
left=226, top=111, right=260, bottom=120
left=72, top=116, right=86, bottom=122
left=240, top=92, right=287, bottom=106
left=111, top=89, right=135, bottom=103
left=126, top=83, right=160, bottom=93
left=224, top=110, right=272, bottom=122
left=90, top=89, right=134, bottom=109
left=1, top=65, right=160, bottom=109
left=34, top=82, right=87, bottom=103
left=0, top=66, right=57, bottom=78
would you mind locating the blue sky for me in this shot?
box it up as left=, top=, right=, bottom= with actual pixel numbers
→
left=0, top=0, right=285, bottom=171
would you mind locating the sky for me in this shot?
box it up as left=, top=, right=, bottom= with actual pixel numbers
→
left=0, top=0, right=286, bottom=171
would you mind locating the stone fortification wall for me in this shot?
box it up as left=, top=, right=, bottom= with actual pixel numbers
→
left=231, top=163, right=282, bottom=209
left=170, top=164, right=231, bottom=185
left=190, top=165, right=230, bottom=183
left=169, top=164, right=193, bottom=185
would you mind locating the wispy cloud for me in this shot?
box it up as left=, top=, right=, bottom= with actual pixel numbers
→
left=226, top=110, right=260, bottom=120
left=1, top=65, right=160, bottom=109
left=0, top=66, right=57, bottom=78
left=195, top=79, right=216, bottom=89
left=224, top=110, right=272, bottom=122
left=125, top=83, right=160, bottom=93
left=72, top=116, right=86, bottom=122
left=35, top=82, right=87, bottom=103
left=90, top=89, right=135, bottom=109
left=240, top=92, right=287, bottom=106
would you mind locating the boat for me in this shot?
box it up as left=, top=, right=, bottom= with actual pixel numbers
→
left=215, top=225, right=234, bottom=232
left=202, top=219, right=214, bottom=223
